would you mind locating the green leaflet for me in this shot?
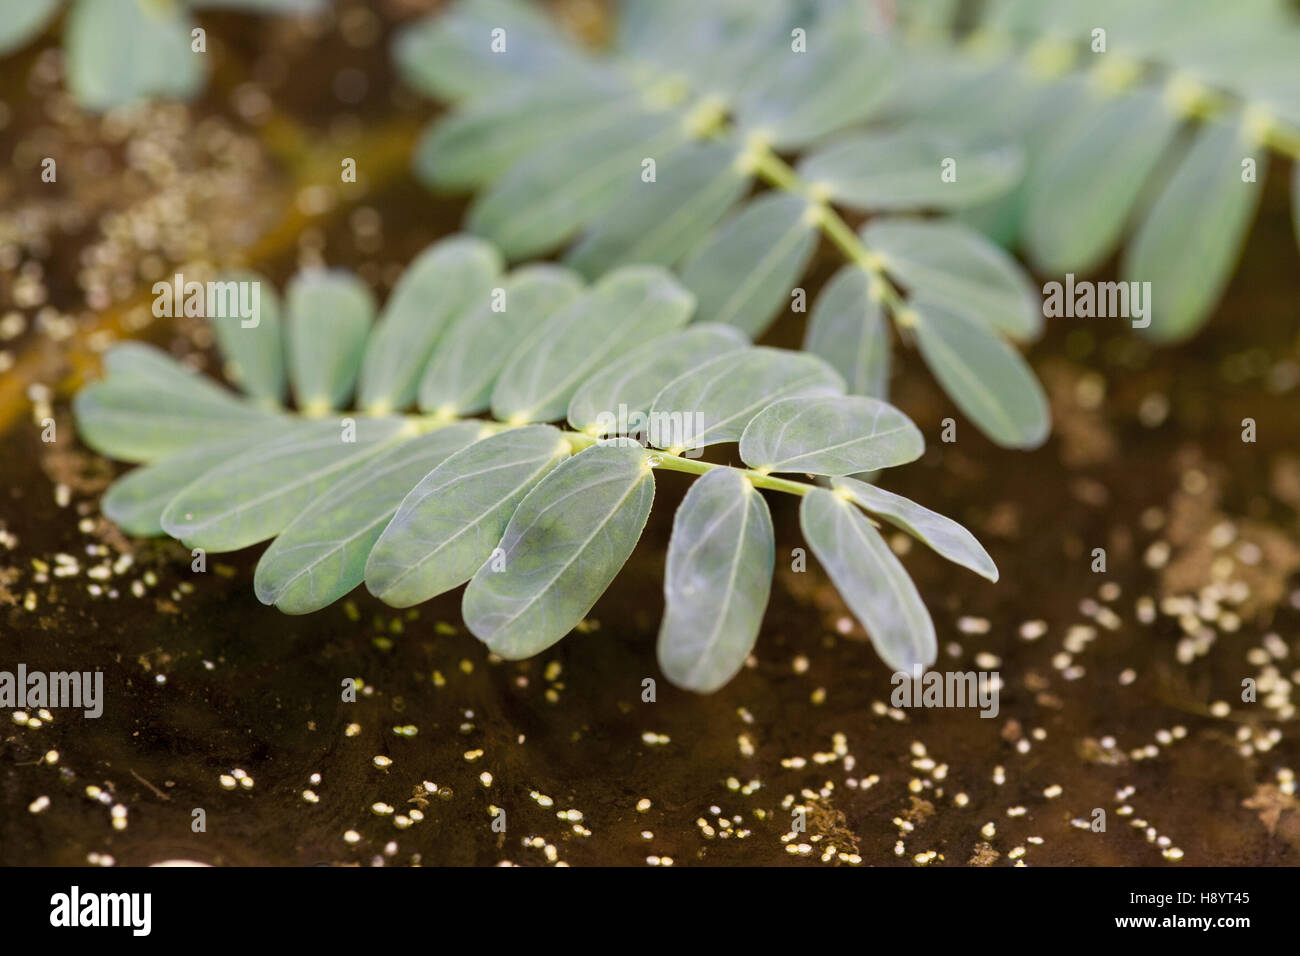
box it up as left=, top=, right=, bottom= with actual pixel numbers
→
left=101, top=432, right=279, bottom=535
left=802, top=266, right=891, bottom=399
left=648, top=347, right=844, bottom=449
left=418, top=265, right=585, bottom=417
left=415, top=85, right=636, bottom=191
left=365, top=425, right=570, bottom=608
left=466, top=108, right=688, bottom=260
left=1123, top=117, right=1263, bottom=343
left=392, top=0, right=597, bottom=102
left=1022, top=86, right=1181, bottom=273
left=799, top=488, right=937, bottom=673
left=910, top=297, right=1050, bottom=450
left=679, top=193, right=818, bottom=337
left=798, top=129, right=1024, bottom=211
left=357, top=235, right=503, bottom=413
left=863, top=217, right=1043, bottom=341
left=160, top=417, right=407, bottom=552
left=286, top=270, right=375, bottom=415
left=463, top=442, right=655, bottom=659
left=565, top=141, right=752, bottom=279
left=734, top=29, right=895, bottom=149
left=567, top=324, right=748, bottom=434
left=74, top=346, right=279, bottom=463
left=491, top=265, right=694, bottom=423
left=0, top=0, right=59, bottom=55
left=832, top=476, right=998, bottom=581
left=209, top=269, right=286, bottom=407
left=65, top=0, right=204, bottom=112
left=658, top=468, right=773, bottom=693
left=254, top=423, right=482, bottom=614
left=739, top=395, right=924, bottom=476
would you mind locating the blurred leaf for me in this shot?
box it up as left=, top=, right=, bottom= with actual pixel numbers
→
left=286, top=270, right=375, bottom=414
left=253, top=423, right=482, bottom=614
left=567, top=324, right=747, bottom=434
left=565, top=141, right=751, bottom=279
left=101, top=432, right=278, bottom=535
left=802, top=265, right=891, bottom=398
left=492, top=265, right=694, bottom=423
left=467, top=109, right=687, bottom=260
left=863, top=217, right=1042, bottom=340
left=188, top=0, right=323, bottom=11
left=679, top=193, right=818, bottom=337
left=800, top=487, right=937, bottom=673
left=209, top=269, right=286, bottom=407
left=65, top=0, right=204, bottom=111
left=75, top=345, right=279, bottom=462
left=1022, top=87, right=1180, bottom=273
left=0, top=0, right=59, bottom=55
left=393, top=0, right=597, bottom=102
left=366, top=425, right=569, bottom=608
left=832, top=476, right=998, bottom=581
left=160, top=417, right=406, bottom=552
left=648, top=346, right=844, bottom=449
left=658, top=468, right=773, bottom=692
left=418, top=265, right=584, bottom=417
left=1124, top=116, right=1263, bottom=343
left=799, top=129, right=1023, bottom=211
left=739, top=394, right=923, bottom=475
left=414, top=84, right=635, bottom=190
left=910, top=297, right=1050, bottom=449
left=735, top=29, right=895, bottom=148
left=463, top=442, right=654, bottom=658
left=357, top=236, right=503, bottom=413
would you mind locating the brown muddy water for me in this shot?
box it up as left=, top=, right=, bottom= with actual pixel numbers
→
left=2, top=2, right=1299, bottom=867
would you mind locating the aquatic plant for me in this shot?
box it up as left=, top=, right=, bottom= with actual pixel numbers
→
left=0, top=0, right=320, bottom=111
left=396, top=0, right=1051, bottom=450
left=73, top=235, right=997, bottom=693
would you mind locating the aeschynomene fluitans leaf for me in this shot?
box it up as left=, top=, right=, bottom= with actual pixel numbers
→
left=357, top=235, right=502, bottom=414
left=80, top=235, right=1002, bottom=693
left=739, top=394, right=924, bottom=476
left=463, top=441, right=655, bottom=659
left=209, top=269, right=286, bottom=408
left=802, top=266, right=891, bottom=400
left=365, top=425, right=571, bottom=608
left=658, top=468, right=773, bottom=694
left=800, top=487, right=938, bottom=674
left=831, top=476, right=998, bottom=582
left=286, top=270, right=375, bottom=415
left=255, top=422, right=483, bottom=614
